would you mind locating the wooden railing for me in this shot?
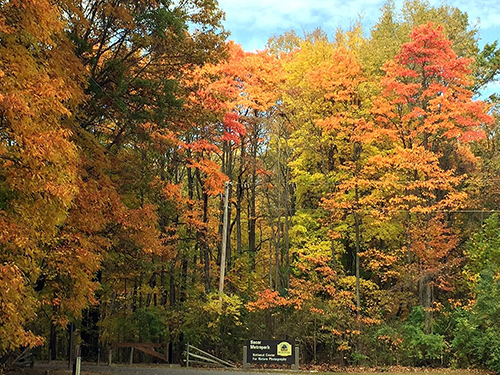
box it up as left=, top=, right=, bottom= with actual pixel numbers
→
left=109, top=343, right=168, bottom=365
left=185, top=344, right=235, bottom=368
left=13, top=348, right=34, bottom=368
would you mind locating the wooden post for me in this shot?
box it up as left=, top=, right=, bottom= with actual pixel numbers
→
left=186, top=343, right=190, bottom=368
left=108, top=348, right=112, bottom=366
left=243, top=346, right=249, bottom=369
left=129, top=347, right=134, bottom=365
left=68, top=323, right=74, bottom=371
left=74, top=345, right=81, bottom=375
left=166, top=342, right=170, bottom=363
left=97, top=347, right=100, bottom=366
left=292, top=346, right=299, bottom=370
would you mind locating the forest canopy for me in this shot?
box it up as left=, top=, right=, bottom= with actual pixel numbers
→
left=2, top=0, right=500, bottom=370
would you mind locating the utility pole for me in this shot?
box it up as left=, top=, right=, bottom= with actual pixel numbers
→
left=219, top=181, right=231, bottom=301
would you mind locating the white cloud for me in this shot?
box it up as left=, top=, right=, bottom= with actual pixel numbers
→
left=449, top=0, right=500, bottom=29
left=217, top=0, right=500, bottom=51
left=218, top=0, right=384, bottom=50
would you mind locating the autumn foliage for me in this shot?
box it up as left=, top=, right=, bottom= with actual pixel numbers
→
left=1, top=0, right=500, bottom=371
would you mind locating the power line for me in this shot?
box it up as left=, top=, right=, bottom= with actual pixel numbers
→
left=269, top=207, right=500, bottom=214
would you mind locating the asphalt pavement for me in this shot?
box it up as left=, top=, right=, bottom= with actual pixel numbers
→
left=35, top=362, right=296, bottom=375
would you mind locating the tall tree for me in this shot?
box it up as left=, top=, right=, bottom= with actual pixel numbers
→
left=361, top=0, right=486, bottom=80
left=369, top=22, right=492, bottom=330
left=0, top=0, right=85, bottom=353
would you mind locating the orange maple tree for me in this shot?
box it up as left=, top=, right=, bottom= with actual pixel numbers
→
left=367, top=23, right=493, bottom=325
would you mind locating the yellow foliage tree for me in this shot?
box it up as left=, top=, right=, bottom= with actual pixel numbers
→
left=0, top=0, right=84, bottom=352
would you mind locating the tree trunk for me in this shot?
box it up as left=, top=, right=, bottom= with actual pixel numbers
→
left=236, top=138, right=245, bottom=258
left=202, top=190, right=211, bottom=293
left=50, top=320, right=57, bottom=360
left=236, top=175, right=243, bottom=257
left=169, top=263, right=176, bottom=307
left=354, top=183, right=361, bottom=316
left=248, top=135, right=257, bottom=257
left=419, top=274, right=433, bottom=334
left=354, top=211, right=361, bottom=316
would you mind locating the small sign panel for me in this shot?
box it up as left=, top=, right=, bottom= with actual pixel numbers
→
left=247, top=340, right=295, bottom=364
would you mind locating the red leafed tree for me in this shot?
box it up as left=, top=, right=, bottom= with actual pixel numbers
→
left=373, top=22, right=492, bottom=154
left=189, top=41, right=283, bottom=289
left=370, top=22, right=493, bottom=329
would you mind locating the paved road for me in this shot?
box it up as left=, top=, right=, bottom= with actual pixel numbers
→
left=35, top=362, right=296, bottom=375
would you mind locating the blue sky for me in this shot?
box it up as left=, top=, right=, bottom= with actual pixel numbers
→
left=217, top=0, right=500, bottom=52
